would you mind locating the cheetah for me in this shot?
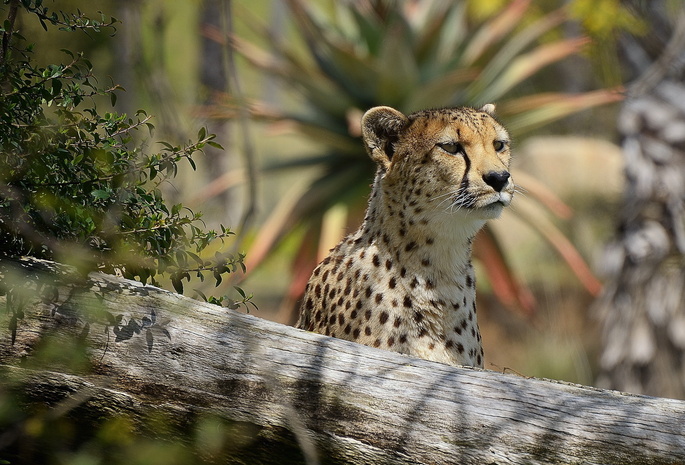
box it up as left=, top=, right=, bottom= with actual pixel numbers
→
left=296, top=104, right=514, bottom=367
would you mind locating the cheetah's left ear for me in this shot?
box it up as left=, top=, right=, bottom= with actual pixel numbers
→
left=361, top=106, right=409, bottom=170
left=479, top=103, right=496, bottom=116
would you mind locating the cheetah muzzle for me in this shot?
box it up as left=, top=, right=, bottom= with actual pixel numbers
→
left=296, top=104, right=515, bottom=368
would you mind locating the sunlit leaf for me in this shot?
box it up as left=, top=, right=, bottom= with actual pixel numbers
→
left=480, top=37, right=590, bottom=103
left=474, top=227, right=536, bottom=315
left=500, top=88, right=624, bottom=133
left=461, top=0, right=531, bottom=66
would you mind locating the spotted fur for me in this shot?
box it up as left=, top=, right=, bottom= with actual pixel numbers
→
left=296, top=105, right=514, bottom=367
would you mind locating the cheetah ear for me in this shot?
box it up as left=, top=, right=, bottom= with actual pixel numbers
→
left=479, top=103, right=496, bottom=116
left=361, top=106, right=409, bottom=169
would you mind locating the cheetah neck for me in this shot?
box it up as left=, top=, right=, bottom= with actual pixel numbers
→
left=362, top=171, right=485, bottom=279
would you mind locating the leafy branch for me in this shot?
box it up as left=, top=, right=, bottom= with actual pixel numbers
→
left=19, top=1, right=118, bottom=34
left=0, top=3, right=251, bottom=313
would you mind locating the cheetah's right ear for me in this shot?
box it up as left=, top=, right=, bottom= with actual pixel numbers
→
left=479, top=103, right=496, bottom=116
left=361, top=106, right=409, bottom=170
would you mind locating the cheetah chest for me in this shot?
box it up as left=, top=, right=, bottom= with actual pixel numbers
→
left=299, top=239, right=484, bottom=367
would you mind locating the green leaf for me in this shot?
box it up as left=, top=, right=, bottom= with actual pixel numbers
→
left=213, top=269, right=222, bottom=287
left=51, top=78, right=62, bottom=96
left=234, top=286, right=246, bottom=299
left=207, top=141, right=224, bottom=150
left=186, top=251, right=204, bottom=265
left=194, top=289, right=208, bottom=301
left=171, top=276, right=183, bottom=294
left=91, top=189, right=111, bottom=200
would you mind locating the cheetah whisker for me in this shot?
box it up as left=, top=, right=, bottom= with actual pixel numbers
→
left=432, top=189, right=460, bottom=204
left=447, top=191, right=475, bottom=214
left=513, top=185, right=527, bottom=197
left=445, top=191, right=467, bottom=212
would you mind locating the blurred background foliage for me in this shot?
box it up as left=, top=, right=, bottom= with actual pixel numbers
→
left=216, top=0, right=626, bottom=320
left=1, top=0, right=674, bottom=462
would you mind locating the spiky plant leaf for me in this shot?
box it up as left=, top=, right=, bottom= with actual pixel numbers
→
left=222, top=0, right=621, bottom=312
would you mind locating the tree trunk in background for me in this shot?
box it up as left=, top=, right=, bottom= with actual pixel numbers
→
left=199, top=0, right=234, bottom=217
left=595, top=2, right=685, bottom=398
left=113, top=0, right=142, bottom=117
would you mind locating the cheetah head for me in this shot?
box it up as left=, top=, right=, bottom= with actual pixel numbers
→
left=361, top=104, right=514, bottom=221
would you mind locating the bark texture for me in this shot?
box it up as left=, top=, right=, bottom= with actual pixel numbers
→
left=596, top=3, right=685, bottom=398
left=1, top=258, right=685, bottom=465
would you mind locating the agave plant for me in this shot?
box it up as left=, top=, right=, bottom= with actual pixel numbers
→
left=219, top=0, right=621, bottom=317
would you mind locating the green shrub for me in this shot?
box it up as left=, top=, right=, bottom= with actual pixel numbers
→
left=0, top=1, right=253, bottom=310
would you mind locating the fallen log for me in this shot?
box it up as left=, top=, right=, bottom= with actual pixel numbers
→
left=1, top=258, right=684, bottom=465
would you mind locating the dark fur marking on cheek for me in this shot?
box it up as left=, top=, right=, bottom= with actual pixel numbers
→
left=459, top=153, right=472, bottom=190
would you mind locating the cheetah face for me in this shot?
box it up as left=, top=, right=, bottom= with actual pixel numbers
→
left=362, top=105, right=514, bottom=220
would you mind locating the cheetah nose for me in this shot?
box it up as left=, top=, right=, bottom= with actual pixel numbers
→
left=483, top=171, right=510, bottom=192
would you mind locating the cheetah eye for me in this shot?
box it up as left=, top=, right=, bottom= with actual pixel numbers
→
left=493, top=140, right=508, bottom=152
left=438, top=142, right=464, bottom=155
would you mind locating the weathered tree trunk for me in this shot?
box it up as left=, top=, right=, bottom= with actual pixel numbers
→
left=595, top=3, right=685, bottom=398
left=1, top=258, right=685, bottom=465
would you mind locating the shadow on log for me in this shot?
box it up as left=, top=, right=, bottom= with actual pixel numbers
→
left=1, top=257, right=684, bottom=465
